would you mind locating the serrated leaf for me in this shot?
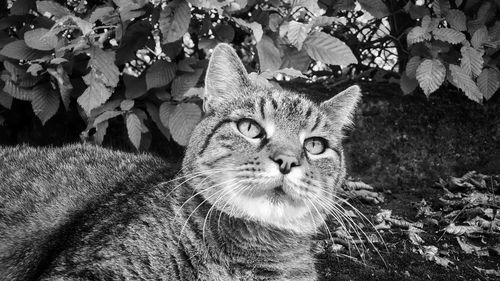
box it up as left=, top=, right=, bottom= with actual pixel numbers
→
left=471, top=26, right=488, bottom=50
left=406, top=56, right=422, bottom=79
left=400, top=72, right=419, bottom=94
left=78, top=71, right=113, bottom=115
left=449, top=64, right=483, bottom=103
left=431, top=0, right=450, bottom=16
left=146, top=60, right=177, bottom=90
left=93, top=110, right=122, bottom=126
left=416, top=59, right=446, bottom=96
left=88, top=6, right=115, bottom=23
left=407, top=27, right=431, bottom=46
left=292, top=0, right=322, bottom=16
left=168, top=103, right=202, bottom=146
left=47, top=66, right=72, bottom=110
left=256, top=35, right=281, bottom=71
left=477, top=68, right=500, bottom=100
left=94, top=120, right=109, bottom=144
left=310, top=16, right=339, bottom=28
left=3, top=80, right=33, bottom=101
left=31, top=86, right=60, bottom=125
left=233, top=18, right=263, bottom=42
left=281, top=46, right=311, bottom=72
left=303, top=31, right=357, bottom=66
left=159, top=0, right=191, bottom=44
left=0, top=40, right=50, bottom=60
left=146, top=102, right=171, bottom=140
left=460, top=46, right=483, bottom=78
left=126, top=112, right=143, bottom=150
left=171, top=68, right=203, bottom=100
left=0, top=88, right=13, bottom=109
left=260, top=68, right=305, bottom=80
left=286, top=21, right=310, bottom=50
left=4, top=61, right=28, bottom=81
left=123, top=74, right=147, bottom=99
left=432, top=28, right=465, bottom=44
left=358, top=0, right=389, bottom=19
left=24, top=28, right=58, bottom=51
left=37, top=1, right=72, bottom=19
left=159, top=102, right=176, bottom=128
left=446, top=9, right=466, bottom=31
left=88, top=46, right=120, bottom=87
left=120, top=99, right=134, bottom=111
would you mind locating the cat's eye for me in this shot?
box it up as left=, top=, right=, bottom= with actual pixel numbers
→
left=304, top=137, right=327, bottom=155
left=237, top=119, right=265, bottom=139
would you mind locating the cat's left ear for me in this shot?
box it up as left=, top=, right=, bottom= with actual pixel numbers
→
left=319, top=85, right=362, bottom=129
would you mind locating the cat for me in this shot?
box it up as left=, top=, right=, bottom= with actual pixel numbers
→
left=0, top=43, right=362, bottom=281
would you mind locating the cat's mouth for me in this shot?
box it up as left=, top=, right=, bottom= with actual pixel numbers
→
left=273, top=185, right=286, bottom=196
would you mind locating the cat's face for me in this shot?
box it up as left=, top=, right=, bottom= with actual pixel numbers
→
left=183, top=44, right=361, bottom=233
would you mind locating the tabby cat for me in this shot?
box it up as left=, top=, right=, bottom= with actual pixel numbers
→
left=0, top=44, right=361, bottom=280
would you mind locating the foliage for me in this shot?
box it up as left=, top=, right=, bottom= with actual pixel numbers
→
left=402, top=0, right=500, bottom=102
left=0, top=0, right=498, bottom=150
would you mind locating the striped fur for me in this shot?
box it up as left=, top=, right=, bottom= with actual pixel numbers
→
left=0, top=44, right=361, bottom=280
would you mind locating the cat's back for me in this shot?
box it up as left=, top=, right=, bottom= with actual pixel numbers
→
left=0, top=144, right=179, bottom=280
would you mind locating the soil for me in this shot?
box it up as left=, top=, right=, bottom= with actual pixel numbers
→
left=1, top=81, right=499, bottom=280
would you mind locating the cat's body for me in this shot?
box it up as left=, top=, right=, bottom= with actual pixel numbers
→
left=0, top=44, right=361, bottom=280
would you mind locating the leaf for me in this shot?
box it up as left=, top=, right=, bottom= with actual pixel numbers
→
left=416, top=59, right=446, bottom=96
left=37, top=1, right=72, bottom=19
left=126, top=112, right=144, bottom=150
left=471, top=26, right=488, bottom=50
left=120, top=99, right=134, bottom=111
left=477, top=68, right=500, bottom=100
left=27, top=64, right=43, bottom=76
left=432, top=28, right=465, bottom=44
left=93, top=110, right=122, bottom=126
left=11, top=0, right=36, bottom=15
left=3, top=80, right=33, bottom=101
left=171, top=68, right=204, bottom=100
left=291, top=0, right=322, bottom=16
left=233, top=18, right=263, bottom=42
left=94, top=120, right=109, bottom=144
left=46, top=66, right=72, bottom=110
left=146, top=102, right=171, bottom=140
left=460, top=46, right=483, bottom=78
left=286, top=21, right=311, bottom=50
left=407, top=26, right=431, bottom=45
left=31, top=86, right=60, bottom=125
left=159, top=102, right=176, bottom=128
left=310, top=16, right=340, bottom=28
left=78, top=70, right=113, bottom=115
left=116, top=21, right=152, bottom=65
left=88, top=6, right=116, bottom=23
left=88, top=46, right=120, bottom=87
left=159, top=0, right=191, bottom=44
left=281, top=46, right=311, bottom=72
left=303, top=31, right=357, bottom=66
left=446, top=9, right=466, bottom=31
left=449, top=64, right=483, bottom=103
left=146, top=60, right=177, bottom=90
left=357, top=0, right=389, bottom=19
left=123, top=74, right=147, bottom=99
left=405, top=56, right=422, bottom=79
left=168, top=103, right=202, bottom=146
left=0, top=40, right=50, bottom=60
left=214, top=23, right=235, bottom=43
left=24, top=28, right=58, bottom=51
left=444, top=223, right=481, bottom=235
left=112, top=0, right=147, bottom=22
left=256, top=35, right=281, bottom=71
left=0, top=88, right=13, bottom=109
left=400, top=72, right=419, bottom=94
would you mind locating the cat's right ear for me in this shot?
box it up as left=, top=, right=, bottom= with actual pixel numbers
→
left=204, top=44, right=250, bottom=112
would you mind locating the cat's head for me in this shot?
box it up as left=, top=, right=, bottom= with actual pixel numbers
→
left=183, top=44, right=361, bottom=234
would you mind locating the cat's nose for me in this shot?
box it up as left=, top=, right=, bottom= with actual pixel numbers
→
left=270, top=153, right=300, bottom=174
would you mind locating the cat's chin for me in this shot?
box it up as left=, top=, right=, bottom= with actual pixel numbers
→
left=216, top=187, right=323, bottom=234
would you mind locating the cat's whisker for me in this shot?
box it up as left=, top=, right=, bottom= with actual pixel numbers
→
left=179, top=178, right=242, bottom=237
left=162, top=168, right=233, bottom=198
left=202, top=180, right=247, bottom=244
